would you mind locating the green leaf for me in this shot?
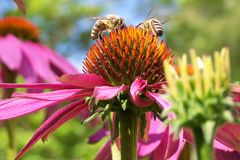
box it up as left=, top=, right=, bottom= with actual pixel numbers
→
left=121, top=100, right=128, bottom=111
left=81, top=110, right=103, bottom=124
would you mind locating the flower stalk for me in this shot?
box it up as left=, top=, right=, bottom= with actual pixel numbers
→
left=119, top=109, right=138, bottom=160
left=193, top=128, right=213, bottom=160
left=1, top=64, right=17, bottom=160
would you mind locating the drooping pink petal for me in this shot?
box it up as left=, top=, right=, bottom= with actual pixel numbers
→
left=214, top=139, right=240, bottom=160
left=138, top=119, right=165, bottom=157
left=0, top=35, right=22, bottom=70
left=95, top=140, right=112, bottom=160
left=15, top=100, right=87, bottom=160
left=0, top=83, right=76, bottom=90
left=39, top=44, right=78, bottom=74
left=151, top=126, right=171, bottom=159
left=130, top=77, right=152, bottom=107
left=88, top=128, right=110, bottom=144
left=18, top=53, right=38, bottom=83
left=215, top=149, right=240, bottom=160
left=59, top=74, right=111, bottom=88
left=151, top=127, right=185, bottom=160
left=93, top=85, right=127, bottom=100
left=12, top=89, right=91, bottom=101
left=146, top=92, right=171, bottom=109
left=0, top=89, right=83, bottom=120
left=215, top=123, right=240, bottom=152
left=41, top=101, right=88, bottom=141
left=22, top=41, right=57, bottom=82
left=164, top=131, right=186, bottom=160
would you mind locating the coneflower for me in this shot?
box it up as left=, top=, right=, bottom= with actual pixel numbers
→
left=0, top=26, right=174, bottom=160
left=0, top=16, right=77, bottom=159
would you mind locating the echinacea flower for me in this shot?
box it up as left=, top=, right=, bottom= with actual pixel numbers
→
left=162, top=48, right=240, bottom=160
left=0, top=16, right=77, bottom=84
left=0, top=16, right=78, bottom=160
left=0, top=26, right=175, bottom=160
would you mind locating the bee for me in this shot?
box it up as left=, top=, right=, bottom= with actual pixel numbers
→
left=137, top=7, right=169, bottom=37
left=90, top=15, right=126, bottom=40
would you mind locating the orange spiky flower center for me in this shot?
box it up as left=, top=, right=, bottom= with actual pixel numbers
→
left=83, top=26, right=174, bottom=85
left=0, top=17, right=40, bottom=42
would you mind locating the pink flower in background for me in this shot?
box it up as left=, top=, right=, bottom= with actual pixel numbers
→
left=0, top=17, right=77, bottom=83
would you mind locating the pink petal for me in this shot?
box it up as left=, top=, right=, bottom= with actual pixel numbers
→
left=88, top=128, right=110, bottom=144
left=215, top=123, right=240, bottom=152
left=22, top=42, right=57, bottom=82
left=151, top=126, right=171, bottom=159
left=18, top=53, right=38, bottom=83
left=138, top=119, right=165, bottom=157
left=146, top=92, right=171, bottom=109
left=165, top=131, right=185, bottom=160
left=12, top=89, right=91, bottom=101
left=95, top=140, right=112, bottom=160
left=39, top=44, right=78, bottom=74
left=215, top=149, right=240, bottom=160
left=0, top=83, right=76, bottom=89
left=152, top=128, right=185, bottom=160
left=15, top=100, right=87, bottom=160
left=0, top=35, right=22, bottom=70
left=93, top=85, right=127, bottom=100
left=59, top=74, right=111, bottom=88
left=130, top=77, right=152, bottom=107
left=0, top=89, right=83, bottom=120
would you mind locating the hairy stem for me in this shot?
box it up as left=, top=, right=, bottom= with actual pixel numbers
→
left=119, top=109, right=138, bottom=160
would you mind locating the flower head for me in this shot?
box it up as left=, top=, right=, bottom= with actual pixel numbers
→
left=0, top=16, right=77, bottom=83
left=163, top=48, right=235, bottom=133
left=0, top=17, right=39, bottom=42
left=83, top=26, right=174, bottom=86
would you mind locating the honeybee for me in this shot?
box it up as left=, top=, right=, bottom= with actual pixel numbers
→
left=90, top=15, right=126, bottom=40
left=137, top=7, right=169, bottom=37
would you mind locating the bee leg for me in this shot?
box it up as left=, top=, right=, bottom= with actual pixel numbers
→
left=99, top=33, right=103, bottom=40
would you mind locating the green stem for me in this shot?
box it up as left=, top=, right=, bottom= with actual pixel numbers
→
left=193, top=128, right=213, bottom=160
left=119, top=109, right=138, bottom=160
left=1, top=64, right=17, bottom=159
left=179, top=143, right=192, bottom=160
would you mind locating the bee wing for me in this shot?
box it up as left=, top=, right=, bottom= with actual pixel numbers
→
left=155, top=15, right=169, bottom=24
left=145, top=7, right=169, bottom=24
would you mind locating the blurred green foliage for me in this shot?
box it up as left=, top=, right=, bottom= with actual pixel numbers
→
left=0, top=111, right=106, bottom=160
